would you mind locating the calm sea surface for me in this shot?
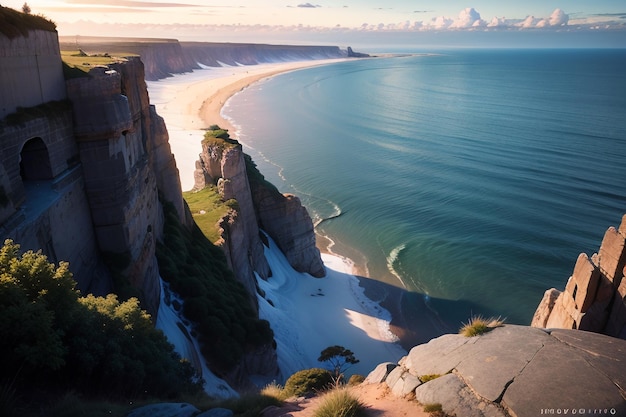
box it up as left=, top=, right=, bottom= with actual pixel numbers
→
left=224, top=49, right=626, bottom=333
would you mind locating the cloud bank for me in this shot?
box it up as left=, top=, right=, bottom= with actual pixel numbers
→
left=410, top=7, right=571, bottom=31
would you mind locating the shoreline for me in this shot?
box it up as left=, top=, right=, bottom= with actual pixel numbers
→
left=147, top=58, right=429, bottom=356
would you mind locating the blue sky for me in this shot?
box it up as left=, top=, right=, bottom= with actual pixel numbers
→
left=4, top=1, right=626, bottom=46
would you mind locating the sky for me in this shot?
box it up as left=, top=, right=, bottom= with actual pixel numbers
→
left=4, top=1, right=626, bottom=47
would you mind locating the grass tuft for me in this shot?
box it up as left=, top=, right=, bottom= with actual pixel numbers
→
left=419, top=374, right=441, bottom=383
left=313, top=388, right=365, bottom=417
left=459, top=315, right=505, bottom=337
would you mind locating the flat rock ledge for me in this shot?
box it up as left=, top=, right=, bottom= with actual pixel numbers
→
left=365, top=325, right=626, bottom=417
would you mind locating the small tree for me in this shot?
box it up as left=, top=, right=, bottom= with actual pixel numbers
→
left=317, top=345, right=359, bottom=379
left=22, top=2, right=31, bottom=14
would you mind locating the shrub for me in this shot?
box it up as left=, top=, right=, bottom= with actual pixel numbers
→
left=313, top=388, right=365, bottom=417
left=0, top=5, right=56, bottom=39
left=284, top=368, right=334, bottom=397
left=0, top=239, right=202, bottom=406
left=260, top=381, right=288, bottom=401
left=347, top=374, right=365, bottom=386
left=214, top=391, right=283, bottom=417
left=459, top=315, right=504, bottom=337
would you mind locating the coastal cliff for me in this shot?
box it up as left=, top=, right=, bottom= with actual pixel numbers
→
left=194, top=137, right=271, bottom=306
left=59, top=36, right=348, bottom=80
left=0, top=19, right=334, bottom=394
left=65, top=57, right=185, bottom=317
left=194, top=134, right=325, bottom=281
left=532, top=214, right=626, bottom=338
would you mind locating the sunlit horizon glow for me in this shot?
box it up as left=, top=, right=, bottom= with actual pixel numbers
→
left=2, top=1, right=625, bottom=46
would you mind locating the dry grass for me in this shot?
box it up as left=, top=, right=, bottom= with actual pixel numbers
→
left=313, top=387, right=365, bottom=417
left=459, top=315, right=505, bottom=337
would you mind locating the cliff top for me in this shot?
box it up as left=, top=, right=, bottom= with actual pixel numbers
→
left=0, top=6, right=56, bottom=39
left=61, top=49, right=134, bottom=75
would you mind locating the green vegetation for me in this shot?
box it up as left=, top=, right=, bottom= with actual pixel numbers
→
left=423, top=402, right=443, bottom=413
left=283, top=368, right=334, bottom=397
left=347, top=374, right=365, bottom=386
left=459, top=315, right=505, bottom=337
left=244, top=152, right=280, bottom=194
left=213, top=390, right=284, bottom=417
left=0, top=239, right=201, bottom=415
left=0, top=5, right=56, bottom=38
left=156, top=200, right=273, bottom=373
left=313, top=388, right=365, bottom=417
left=183, top=185, right=238, bottom=244
left=419, top=374, right=442, bottom=383
left=1, top=100, right=71, bottom=129
left=318, top=345, right=360, bottom=379
left=202, top=125, right=239, bottom=148
left=60, top=50, right=132, bottom=76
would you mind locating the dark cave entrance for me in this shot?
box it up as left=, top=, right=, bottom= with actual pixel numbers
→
left=19, top=137, right=53, bottom=181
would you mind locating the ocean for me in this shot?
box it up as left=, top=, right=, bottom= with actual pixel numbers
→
left=223, top=49, right=626, bottom=339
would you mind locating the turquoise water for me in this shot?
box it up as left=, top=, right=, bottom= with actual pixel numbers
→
left=224, top=49, right=626, bottom=336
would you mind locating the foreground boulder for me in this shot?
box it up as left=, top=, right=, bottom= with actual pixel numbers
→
left=367, top=325, right=626, bottom=417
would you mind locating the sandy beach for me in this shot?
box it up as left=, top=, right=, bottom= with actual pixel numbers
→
left=148, top=59, right=347, bottom=191
left=147, top=58, right=409, bottom=378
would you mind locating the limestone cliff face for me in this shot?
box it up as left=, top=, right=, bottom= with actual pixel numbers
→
left=532, top=214, right=626, bottom=339
left=250, top=185, right=325, bottom=278
left=194, top=138, right=325, bottom=283
left=65, top=58, right=185, bottom=317
left=195, top=140, right=271, bottom=306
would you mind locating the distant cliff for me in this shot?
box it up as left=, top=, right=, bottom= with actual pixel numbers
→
left=532, top=214, right=626, bottom=339
left=59, top=37, right=348, bottom=80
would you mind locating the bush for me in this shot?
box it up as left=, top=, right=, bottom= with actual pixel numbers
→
left=459, top=315, right=504, bottom=337
left=284, top=368, right=334, bottom=397
left=0, top=5, right=56, bottom=39
left=347, top=374, right=365, bottom=386
left=0, top=239, right=202, bottom=407
left=313, top=388, right=365, bottom=417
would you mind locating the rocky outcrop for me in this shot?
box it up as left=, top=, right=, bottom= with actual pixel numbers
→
left=251, top=185, right=325, bottom=278
left=532, top=214, right=626, bottom=339
left=194, top=137, right=325, bottom=281
left=367, top=325, right=626, bottom=417
left=195, top=139, right=271, bottom=306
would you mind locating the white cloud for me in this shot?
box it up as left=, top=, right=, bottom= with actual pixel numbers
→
left=548, top=8, right=569, bottom=26
left=426, top=15, right=454, bottom=29
left=451, top=7, right=484, bottom=29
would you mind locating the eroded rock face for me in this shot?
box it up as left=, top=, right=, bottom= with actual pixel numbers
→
left=532, top=214, right=626, bottom=339
left=196, top=141, right=271, bottom=306
left=66, top=58, right=186, bottom=317
left=251, top=186, right=325, bottom=278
